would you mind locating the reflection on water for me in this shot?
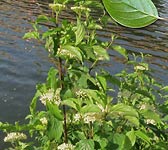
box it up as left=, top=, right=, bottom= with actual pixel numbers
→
left=0, top=0, right=167, bottom=147
left=0, top=0, right=52, bottom=123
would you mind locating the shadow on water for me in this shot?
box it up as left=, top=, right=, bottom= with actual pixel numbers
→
left=0, top=0, right=167, bottom=148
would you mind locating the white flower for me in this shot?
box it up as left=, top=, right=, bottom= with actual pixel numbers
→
left=39, top=88, right=61, bottom=106
left=57, top=143, right=74, bottom=150
left=4, top=132, right=27, bottom=143
left=40, top=117, right=48, bottom=126
left=49, top=3, right=66, bottom=12
left=71, top=6, right=91, bottom=13
left=134, top=64, right=148, bottom=71
left=146, top=119, right=156, bottom=125
left=83, top=113, right=97, bottom=124
left=57, top=48, right=76, bottom=59
left=140, top=104, right=147, bottom=110
left=75, top=89, right=88, bottom=99
left=74, top=113, right=81, bottom=122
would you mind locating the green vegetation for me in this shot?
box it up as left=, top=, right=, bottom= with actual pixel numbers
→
left=0, top=0, right=168, bottom=149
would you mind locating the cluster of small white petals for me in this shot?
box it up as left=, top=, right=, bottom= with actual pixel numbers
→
left=83, top=112, right=97, bottom=124
left=75, top=89, right=88, bottom=99
left=39, top=88, right=61, bottom=106
left=134, top=65, right=148, bottom=71
left=71, top=6, right=91, bottom=13
left=57, top=48, right=76, bottom=59
left=140, top=104, right=147, bottom=110
left=57, top=143, right=74, bottom=150
left=4, top=132, right=27, bottom=143
left=146, top=119, right=156, bottom=125
left=74, top=113, right=81, bottom=122
left=49, top=3, right=66, bottom=12
left=40, top=117, right=48, bottom=126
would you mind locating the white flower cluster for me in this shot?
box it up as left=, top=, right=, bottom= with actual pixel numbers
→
left=57, top=143, right=74, bottom=150
left=4, top=132, right=27, bottom=143
left=83, top=112, right=97, bottom=123
left=75, top=89, right=88, bottom=99
left=57, top=48, right=76, bottom=59
left=140, top=104, right=147, bottom=110
left=146, top=119, right=156, bottom=125
left=74, top=113, right=81, bottom=122
left=74, top=112, right=99, bottom=124
left=40, top=117, right=48, bottom=126
left=49, top=3, right=66, bottom=12
left=39, top=88, right=61, bottom=106
left=134, top=64, right=148, bottom=71
left=71, top=6, right=91, bottom=13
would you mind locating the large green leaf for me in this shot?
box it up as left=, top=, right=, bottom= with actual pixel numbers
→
left=112, top=133, right=132, bottom=150
left=103, top=0, right=159, bottom=28
left=112, top=45, right=128, bottom=59
left=46, top=102, right=63, bottom=121
left=92, top=45, right=109, bottom=61
left=46, top=67, right=58, bottom=89
left=47, top=116, right=63, bottom=141
left=126, top=129, right=136, bottom=147
left=75, top=19, right=85, bottom=45
left=75, top=139, right=94, bottom=150
left=110, top=103, right=139, bottom=118
left=110, top=103, right=139, bottom=126
left=135, top=130, right=151, bottom=144
left=81, top=104, right=101, bottom=113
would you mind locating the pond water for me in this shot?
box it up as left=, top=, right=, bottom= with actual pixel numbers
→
left=0, top=0, right=168, bottom=147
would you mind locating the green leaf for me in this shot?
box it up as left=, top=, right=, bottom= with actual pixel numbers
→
left=23, top=31, right=40, bottom=39
left=135, top=89, right=153, bottom=99
left=110, top=104, right=139, bottom=126
left=77, top=74, right=90, bottom=88
left=113, top=133, right=132, bottom=150
left=112, top=45, right=128, bottom=59
left=47, top=116, right=63, bottom=141
left=36, top=15, right=49, bottom=23
left=30, top=90, right=41, bottom=115
left=81, top=104, right=100, bottom=113
left=141, top=109, right=161, bottom=124
left=46, top=102, right=63, bottom=121
left=92, top=46, right=109, bottom=61
left=126, top=129, right=136, bottom=146
left=57, top=45, right=83, bottom=62
left=161, top=86, right=168, bottom=92
left=94, top=135, right=108, bottom=149
left=135, top=130, right=151, bottom=144
left=62, top=99, right=78, bottom=111
left=106, top=75, right=121, bottom=86
left=75, top=19, right=85, bottom=45
left=110, top=103, right=139, bottom=118
left=62, top=89, right=73, bottom=99
left=73, top=131, right=86, bottom=140
left=42, top=28, right=61, bottom=39
left=97, top=75, right=107, bottom=91
left=80, top=45, right=96, bottom=60
left=125, top=116, right=139, bottom=127
left=46, top=67, right=58, bottom=90
left=75, top=139, right=94, bottom=150
left=103, top=0, right=159, bottom=28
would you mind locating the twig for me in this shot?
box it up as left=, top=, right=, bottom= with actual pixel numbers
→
left=58, top=57, right=68, bottom=143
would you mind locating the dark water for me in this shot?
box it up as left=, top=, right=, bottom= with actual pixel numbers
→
left=0, top=0, right=167, bottom=147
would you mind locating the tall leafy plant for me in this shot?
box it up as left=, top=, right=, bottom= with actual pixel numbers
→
left=0, top=0, right=168, bottom=150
